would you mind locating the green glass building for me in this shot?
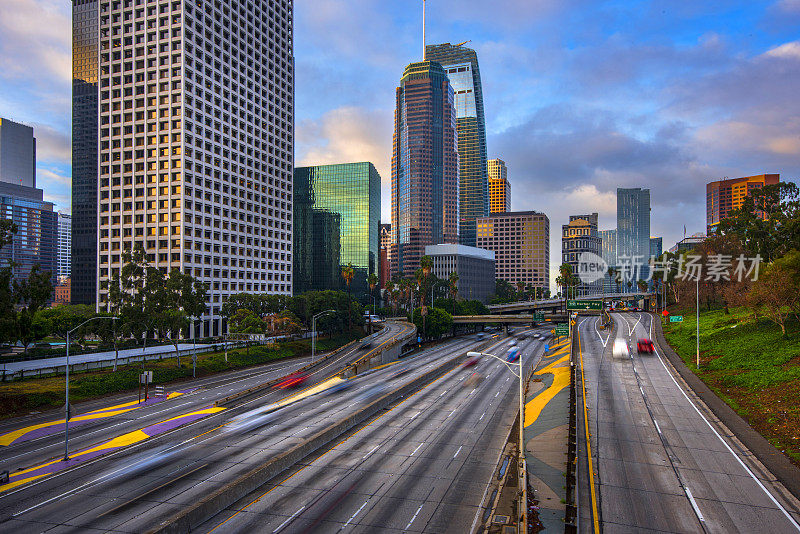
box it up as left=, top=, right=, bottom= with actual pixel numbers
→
left=426, top=43, right=490, bottom=247
left=293, top=162, right=381, bottom=299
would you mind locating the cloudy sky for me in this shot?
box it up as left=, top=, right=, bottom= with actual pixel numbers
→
left=1, top=0, right=799, bottom=287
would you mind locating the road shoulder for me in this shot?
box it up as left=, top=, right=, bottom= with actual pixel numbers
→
left=652, top=314, right=800, bottom=501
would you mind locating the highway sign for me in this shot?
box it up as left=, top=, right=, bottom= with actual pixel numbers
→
left=531, top=312, right=544, bottom=322
left=669, top=315, right=684, bottom=323
left=567, top=299, right=602, bottom=311
left=554, top=323, right=569, bottom=336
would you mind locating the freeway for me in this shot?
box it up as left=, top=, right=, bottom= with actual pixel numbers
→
left=0, top=324, right=475, bottom=531
left=0, top=321, right=411, bottom=492
left=194, top=328, right=550, bottom=533
left=576, top=312, right=800, bottom=533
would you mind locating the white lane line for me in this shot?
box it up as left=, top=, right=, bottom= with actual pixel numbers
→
left=341, top=499, right=369, bottom=529
left=654, top=419, right=662, bottom=435
left=684, top=487, right=705, bottom=522
left=409, top=411, right=420, bottom=420
left=649, top=319, right=800, bottom=531
left=453, top=445, right=463, bottom=459
left=139, top=401, right=193, bottom=419
left=405, top=504, right=424, bottom=530
left=479, top=412, right=485, bottom=421
left=446, top=409, right=457, bottom=419
left=273, top=505, right=306, bottom=532
left=362, top=444, right=380, bottom=459
left=594, top=317, right=611, bottom=348
left=494, top=391, right=499, bottom=398
left=627, top=313, right=642, bottom=336
left=410, top=442, right=424, bottom=456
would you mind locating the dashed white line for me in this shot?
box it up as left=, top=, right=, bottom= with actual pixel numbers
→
left=654, top=419, right=662, bottom=434
left=273, top=505, right=306, bottom=532
left=362, top=444, right=380, bottom=459
left=453, top=445, right=463, bottom=458
left=410, top=442, right=424, bottom=456
left=494, top=391, right=499, bottom=398
left=479, top=412, right=486, bottom=421
left=685, top=487, right=705, bottom=522
left=405, top=504, right=424, bottom=529
left=341, top=500, right=369, bottom=529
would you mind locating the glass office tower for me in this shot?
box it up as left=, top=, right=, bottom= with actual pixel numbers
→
left=293, top=163, right=380, bottom=299
left=617, top=188, right=651, bottom=287
left=71, top=0, right=99, bottom=305
left=426, top=43, right=489, bottom=247
left=391, top=61, right=459, bottom=279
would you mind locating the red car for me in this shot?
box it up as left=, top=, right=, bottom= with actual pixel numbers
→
left=637, top=338, right=654, bottom=354
left=276, top=372, right=309, bottom=389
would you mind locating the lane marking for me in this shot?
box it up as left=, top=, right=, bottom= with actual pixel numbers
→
left=685, top=487, right=705, bottom=522
left=362, top=444, right=380, bottom=460
left=453, top=445, right=463, bottom=459
left=577, top=323, right=601, bottom=533
left=405, top=503, right=424, bottom=529
left=479, top=412, right=485, bottom=421
left=654, top=420, right=662, bottom=435
left=593, top=317, right=611, bottom=348
left=273, top=505, right=306, bottom=533
left=649, top=318, right=800, bottom=531
left=410, top=443, right=424, bottom=456
left=341, top=499, right=369, bottom=529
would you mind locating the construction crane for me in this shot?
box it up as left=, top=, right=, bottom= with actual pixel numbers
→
left=454, top=40, right=472, bottom=47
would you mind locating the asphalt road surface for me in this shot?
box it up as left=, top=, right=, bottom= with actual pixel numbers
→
left=193, top=328, right=550, bottom=534
left=0, top=325, right=515, bottom=532
left=577, top=312, right=800, bottom=533
left=0, top=322, right=410, bottom=501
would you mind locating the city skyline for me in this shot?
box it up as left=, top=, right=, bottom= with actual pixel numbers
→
left=1, top=0, right=799, bottom=290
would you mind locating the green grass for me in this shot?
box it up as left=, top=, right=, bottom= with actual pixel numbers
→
left=663, top=306, right=800, bottom=466
left=0, top=331, right=359, bottom=418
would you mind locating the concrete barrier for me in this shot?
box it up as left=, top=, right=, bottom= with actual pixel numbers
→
left=147, top=341, right=467, bottom=534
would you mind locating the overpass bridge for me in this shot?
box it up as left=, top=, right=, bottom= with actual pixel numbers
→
left=487, top=292, right=655, bottom=314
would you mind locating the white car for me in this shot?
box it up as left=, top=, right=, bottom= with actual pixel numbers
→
left=612, top=339, right=630, bottom=358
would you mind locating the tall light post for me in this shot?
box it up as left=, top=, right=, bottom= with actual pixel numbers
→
left=467, top=347, right=525, bottom=529
left=189, top=316, right=200, bottom=378
left=695, top=276, right=700, bottom=369
left=64, top=315, right=119, bottom=461
left=312, top=310, right=336, bottom=362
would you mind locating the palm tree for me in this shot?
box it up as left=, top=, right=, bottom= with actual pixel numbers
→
left=341, top=263, right=354, bottom=331
left=385, top=280, right=396, bottom=315
left=558, top=263, right=574, bottom=312
left=367, top=273, right=378, bottom=332
left=516, top=281, right=526, bottom=301
left=448, top=271, right=459, bottom=315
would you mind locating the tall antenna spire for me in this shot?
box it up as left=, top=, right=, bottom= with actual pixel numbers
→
left=422, top=0, right=426, bottom=60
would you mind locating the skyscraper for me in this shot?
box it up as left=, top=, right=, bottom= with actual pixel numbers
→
left=426, top=43, right=489, bottom=246
left=599, top=229, right=617, bottom=294
left=71, top=0, right=99, bottom=305
left=477, top=211, right=549, bottom=292
left=562, top=213, right=602, bottom=297
left=706, top=174, right=780, bottom=234
left=293, top=163, right=380, bottom=298
left=0, top=118, right=57, bottom=284
left=58, top=212, right=72, bottom=283
left=649, top=237, right=662, bottom=259
left=75, top=0, right=295, bottom=335
left=487, top=158, right=510, bottom=213
left=617, top=188, right=651, bottom=288
left=391, top=60, right=458, bottom=279
left=0, top=118, right=36, bottom=188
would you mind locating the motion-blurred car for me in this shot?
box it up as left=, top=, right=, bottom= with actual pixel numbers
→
left=275, top=372, right=309, bottom=389
left=326, top=379, right=353, bottom=395
left=506, top=347, right=520, bottom=363
left=612, top=339, right=629, bottom=358
left=463, top=355, right=481, bottom=368
left=508, top=339, right=517, bottom=347
left=476, top=333, right=485, bottom=341
left=636, top=338, right=654, bottom=354
left=388, top=366, right=411, bottom=379
left=464, top=372, right=484, bottom=388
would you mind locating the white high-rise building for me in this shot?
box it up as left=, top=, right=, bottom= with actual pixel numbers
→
left=76, top=0, right=294, bottom=335
left=58, top=212, right=72, bottom=282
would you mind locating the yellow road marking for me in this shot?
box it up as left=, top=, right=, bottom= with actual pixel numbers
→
left=523, top=354, right=570, bottom=427
left=578, top=328, right=601, bottom=533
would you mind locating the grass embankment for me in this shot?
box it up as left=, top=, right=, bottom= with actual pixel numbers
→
left=0, top=332, right=358, bottom=419
left=663, top=306, right=800, bottom=465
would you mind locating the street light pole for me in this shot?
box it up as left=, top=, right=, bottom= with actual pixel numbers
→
left=192, top=317, right=198, bottom=378
left=64, top=315, right=119, bottom=461
left=696, top=276, right=700, bottom=369
left=312, top=310, right=336, bottom=362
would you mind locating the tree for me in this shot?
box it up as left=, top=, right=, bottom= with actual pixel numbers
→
left=384, top=280, right=396, bottom=315
left=748, top=258, right=800, bottom=337
left=38, top=304, right=96, bottom=346
left=367, top=272, right=378, bottom=332
left=516, top=281, right=526, bottom=301
left=0, top=219, right=17, bottom=251
left=341, top=263, right=355, bottom=331
left=448, top=271, right=459, bottom=315
left=491, top=279, right=516, bottom=304
left=229, top=308, right=265, bottom=334
left=412, top=306, right=452, bottom=340
left=12, top=265, right=53, bottom=352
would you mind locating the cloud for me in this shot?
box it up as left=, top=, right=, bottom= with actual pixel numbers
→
left=32, top=123, right=71, bottom=164
left=0, top=0, right=71, bottom=86
left=38, top=168, right=71, bottom=187
left=763, top=40, right=800, bottom=59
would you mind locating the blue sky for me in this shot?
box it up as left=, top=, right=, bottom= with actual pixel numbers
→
left=1, top=0, right=799, bottom=286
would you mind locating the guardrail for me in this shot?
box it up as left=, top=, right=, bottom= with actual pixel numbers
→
left=345, top=321, right=416, bottom=376
left=147, top=338, right=471, bottom=534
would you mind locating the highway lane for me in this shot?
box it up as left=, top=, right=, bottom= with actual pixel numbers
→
left=0, top=330, right=472, bottom=532
left=577, top=312, right=800, bottom=533
left=0, top=322, right=410, bottom=496
left=195, top=328, right=551, bottom=533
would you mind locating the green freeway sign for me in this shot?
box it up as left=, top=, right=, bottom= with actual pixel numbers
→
left=567, top=299, right=603, bottom=311
left=531, top=312, right=544, bottom=322
left=669, top=315, right=684, bottom=323
left=554, top=323, right=569, bottom=336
